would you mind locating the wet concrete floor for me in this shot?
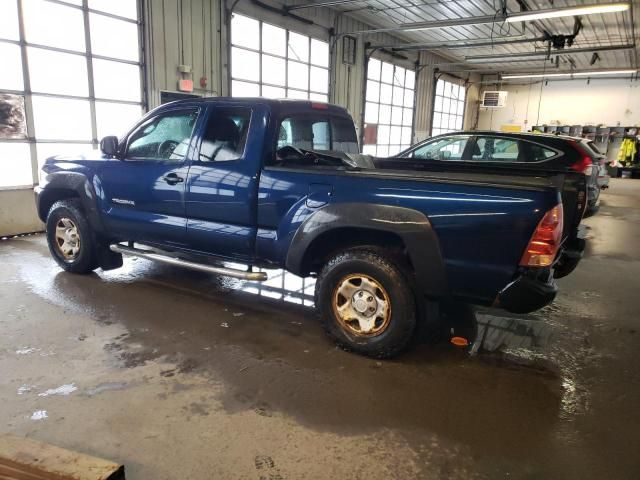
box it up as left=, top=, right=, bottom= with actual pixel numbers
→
left=1, top=178, right=639, bottom=479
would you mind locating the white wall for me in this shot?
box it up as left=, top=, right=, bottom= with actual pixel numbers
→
left=478, top=78, right=640, bottom=131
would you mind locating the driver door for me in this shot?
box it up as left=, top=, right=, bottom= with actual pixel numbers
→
left=99, top=107, right=200, bottom=248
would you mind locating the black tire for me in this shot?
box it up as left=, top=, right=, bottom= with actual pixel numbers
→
left=315, top=247, right=416, bottom=358
left=46, top=199, right=98, bottom=274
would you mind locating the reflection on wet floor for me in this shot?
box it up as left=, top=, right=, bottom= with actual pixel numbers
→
left=229, top=263, right=558, bottom=372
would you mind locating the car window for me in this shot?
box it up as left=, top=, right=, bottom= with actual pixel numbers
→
left=473, top=137, right=520, bottom=161
left=473, top=136, right=557, bottom=163
left=199, top=107, right=251, bottom=162
left=410, top=135, right=471, bottom=160
left=276, top=115, right=358, bottom=154
left=127, top=109, right=198, bottom=161
left=528, top=143, right=557, bottom=162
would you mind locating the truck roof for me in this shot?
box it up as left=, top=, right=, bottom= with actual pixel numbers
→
left=157, top=97, right=352, bottom=117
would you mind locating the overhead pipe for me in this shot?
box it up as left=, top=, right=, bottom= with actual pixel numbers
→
left=464, top=43, right=635, bottom=61
left=386, top=36, right=547, bottom=52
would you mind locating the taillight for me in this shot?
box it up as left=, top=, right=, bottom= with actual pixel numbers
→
left=520, top=204, right=564, bottom=267
left=570, top=142, right=593, bottom=175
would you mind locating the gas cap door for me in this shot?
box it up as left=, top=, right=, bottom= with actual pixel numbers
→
left=306, top=183, right=333, bottom=208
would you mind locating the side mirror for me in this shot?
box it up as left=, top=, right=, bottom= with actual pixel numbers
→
left=100, top=136, right=119, bottom=157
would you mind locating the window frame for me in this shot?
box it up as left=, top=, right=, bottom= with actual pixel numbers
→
left=431, top=78, right=466, bottom=137
left=0, top=0, right=145, bottom=188
left=123, top=107, right=200, bottom=162
left=230, top=13, right=329, bottom=101
left=194, top=105, right=254, bottom=163
left=268, top=112, right=359, bottom=167
left=405, top=134, right=564, bottom=164
left=469, top=135, right=563, bottom=164
left=362, top=57, right=415, bottom=157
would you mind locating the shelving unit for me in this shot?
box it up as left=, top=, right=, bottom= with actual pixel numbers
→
left=529, top=124, right=640, bottom=178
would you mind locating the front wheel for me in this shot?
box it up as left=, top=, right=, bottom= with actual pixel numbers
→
left=46, top=199, right=98, bottom=274
left=315, top=248, right=416, bottom=358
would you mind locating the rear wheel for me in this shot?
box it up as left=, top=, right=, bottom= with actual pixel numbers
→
left=46, top=199, right=98, bottom=274
left=315, top=248, right=416, bottom=358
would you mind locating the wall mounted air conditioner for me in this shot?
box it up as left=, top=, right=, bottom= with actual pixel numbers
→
left=481, top=90, right=508, bottom=108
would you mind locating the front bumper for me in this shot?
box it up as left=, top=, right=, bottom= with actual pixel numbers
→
left=495, top=268, right=557, bottom=314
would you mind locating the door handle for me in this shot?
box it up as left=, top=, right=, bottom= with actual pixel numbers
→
left=163, top=173, right=184, bottom=185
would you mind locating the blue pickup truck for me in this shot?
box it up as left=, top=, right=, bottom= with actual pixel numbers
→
left=35, top=98, right=586, bottom=357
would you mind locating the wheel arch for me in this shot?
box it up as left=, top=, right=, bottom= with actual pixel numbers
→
left=37, top=172, right=105, bottom=233
left=286, top=203, right=447, bottom=297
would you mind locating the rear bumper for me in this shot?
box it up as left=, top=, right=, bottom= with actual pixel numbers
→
left=495, top=268, right=557, bottom=314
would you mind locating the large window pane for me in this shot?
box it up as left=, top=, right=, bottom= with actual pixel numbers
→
left=309, top=67, right=328, bottom=94
left=262, top=85, right=285, bottom=99
left=90, top=13, right=139, bottom=61
left=232, top=47, right=259, bottom=82
left=364, top=102, right=378, bottom=124
left=0, top=142, right=32, bottom=187
left=287, top=61, right=308, bottom=90
left=231, top=14, right=259, bottom=50
left=262, top=23, right=286, bottom=56
left=309, top=92, right=327, bottom=102
left=88, top=0, right=137, bottom=19
left=93, top=58, right=141, bottom=101
left=381, top=62, right=393, bottom=84
left=95, top=102, right=142, bottom=139
left=232, top=80, right=259, bottom=97
left=32, top=96, right=92, bottom=140
left=23, top=0, right=85, bottom=51
left=288, top=32, right=309, bottom=62
left=286, top=89, right=308, bottom=100
left=310, top=39, right=328, bottom=67
left=431, top=79, right=465, bottom=135
left=0, top=43, right=23, bottom=91
left=0, top=0, right=19, bottom=40
left=368, top=59, right=381, bottom=80
left=28, top=47, right=88, bottom=96
left=262, top=55, right=286, bottom=86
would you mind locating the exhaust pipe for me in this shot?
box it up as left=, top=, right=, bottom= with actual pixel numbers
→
left=110, top=244, right=268, bottom=281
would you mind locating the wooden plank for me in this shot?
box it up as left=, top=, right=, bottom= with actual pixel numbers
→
left=0, top=435, right=124, bottom=480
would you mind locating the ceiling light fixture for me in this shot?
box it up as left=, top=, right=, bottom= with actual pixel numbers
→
left=501, top=69, right=637, bottom=79
left=505, top=3, right=630, bottom=23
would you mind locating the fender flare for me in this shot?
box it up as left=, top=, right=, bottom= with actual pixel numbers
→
left=36, top=171, right=106, bottom=234
left=285, top=203, right=447, bottom=296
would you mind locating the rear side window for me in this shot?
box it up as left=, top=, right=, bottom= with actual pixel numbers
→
left=276, top=114, right=358, bottom=154
left=473, top=137, right=519, bottom=161
left=472, top=136, right=556, bottom=163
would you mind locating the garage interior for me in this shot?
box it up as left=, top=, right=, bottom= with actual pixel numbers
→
left=1, top=0, right=640, bottom=479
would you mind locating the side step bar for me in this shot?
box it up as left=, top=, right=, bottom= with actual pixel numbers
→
left=110, top=244, right=268, bottom=281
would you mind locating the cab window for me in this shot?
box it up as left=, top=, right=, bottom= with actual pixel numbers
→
left=126, top=109, right=198, bottom=161
left=276, top=115, right=358, bottom=154
left=198, top=107, right=251, bottom=162
left=410, top=135, right=471, bottom=160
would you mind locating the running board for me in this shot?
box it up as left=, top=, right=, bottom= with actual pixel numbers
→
left=110, top=244, right=268, bottom=281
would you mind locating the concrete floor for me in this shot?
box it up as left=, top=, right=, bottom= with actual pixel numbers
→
left=1, top=178, right=639, bottom=479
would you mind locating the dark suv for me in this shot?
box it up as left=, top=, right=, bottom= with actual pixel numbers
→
left=397, top=131, right=603, bottom=214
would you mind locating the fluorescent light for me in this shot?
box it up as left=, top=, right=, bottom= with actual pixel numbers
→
left=506, top=3, right=630, bottom=23
left=502, top=69, right=637, bottom=79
